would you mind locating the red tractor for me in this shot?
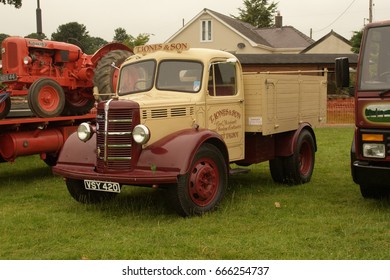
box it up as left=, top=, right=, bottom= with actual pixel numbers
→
left=0, top=37, right=132, bottom=119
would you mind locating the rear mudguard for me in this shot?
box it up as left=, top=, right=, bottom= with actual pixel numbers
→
left=274, top=123, right=317, bottom=157
left=56, top=128, right=228, bottom=176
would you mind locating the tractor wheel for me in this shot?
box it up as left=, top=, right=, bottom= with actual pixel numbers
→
left=0, top=96, right=11, bottom=119
left=169, top=143, right=228, bottom=217
left=66, top=178, right=118, bottom=204
left=28, top=78, right=65, bottom=118
left=63, top=90, right=95, bottom=115
left=284, top=129, right=315, bottom=185
left=93, top=49, right=133, bottom=100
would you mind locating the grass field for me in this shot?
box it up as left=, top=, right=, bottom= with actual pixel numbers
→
left=0, top=127, right=389, bottom=260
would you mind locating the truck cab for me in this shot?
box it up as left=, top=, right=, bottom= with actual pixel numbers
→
left=336, top=21, right=390, bottom=198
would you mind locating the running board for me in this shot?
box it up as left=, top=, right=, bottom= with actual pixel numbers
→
left=229, top=168, right=251, bottom=176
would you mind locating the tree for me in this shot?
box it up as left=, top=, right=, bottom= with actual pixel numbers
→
left=1, top=0, right=22, bottom=8
left=51, top=22, right=90, bottom=52
left=351, top=30, right=363, bottom=54
left=25, top=32, right=48, bottom=40
left=113, top=28, right=129, bottom=43
left=233, top=0, right=278, bottom=28
left=124, top=33, right=150, bottom=48
left=112, top=27, right=150, bottom=48
left=84, top=36, right=108, bottom=54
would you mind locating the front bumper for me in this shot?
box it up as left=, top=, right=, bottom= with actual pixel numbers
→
left=352, top=160, right=390, bottom=187
left=52, top=163, right=179, bottom=186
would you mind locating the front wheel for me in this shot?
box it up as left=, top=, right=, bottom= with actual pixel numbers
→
left=66, top=178, right=118, bottom=204
left=169, top=143, right=228, bottom=217
left=28, top=78, right=65, bottom=118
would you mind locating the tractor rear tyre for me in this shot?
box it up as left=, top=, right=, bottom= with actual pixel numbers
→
left=93, top=49, right=133, bottom=100
left=169, top=143, right=228, bottom=217
left=28, top=78, right=65, bottom=118
left=66, top=178, right=118, bottom=204
left=0, top=96, right=11, bottom=119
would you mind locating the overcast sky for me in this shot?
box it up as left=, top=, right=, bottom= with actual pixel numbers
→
left=1, top=0, right=389, bottom=43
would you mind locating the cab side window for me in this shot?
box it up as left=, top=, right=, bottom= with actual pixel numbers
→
left=208, top=62, right=237, bottom=96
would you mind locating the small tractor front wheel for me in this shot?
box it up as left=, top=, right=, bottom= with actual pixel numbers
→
left=28, top=78, right=65, bottom=118
left=169, top=143, right=228, bottom=217
left=66, top=178, right=118, bottom=204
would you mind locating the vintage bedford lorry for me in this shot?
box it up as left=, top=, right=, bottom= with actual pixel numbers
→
left=53, top=43, right=327, bottom=216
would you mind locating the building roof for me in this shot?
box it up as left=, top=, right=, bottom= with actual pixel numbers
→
left=167, top=8, right=315, bottom=51
left=301, top=30, right=352, bottom=53
left=207, top=9, right=314, bottom=49
left=235, top=53, right=358, bottom=65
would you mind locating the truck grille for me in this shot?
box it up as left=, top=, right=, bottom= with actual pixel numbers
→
left=96, top=100, right=135, bottom=171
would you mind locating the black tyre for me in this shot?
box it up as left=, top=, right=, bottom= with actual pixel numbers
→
left=284, top=129, right=315, bottom=185
left=169, top=143, right=228, bottom=217
left=269, top=157, right=285, bottom=183
left=93, top=49, right=133, bottom=100
left=66, top=178, right=118, bottom=204
left=28, top=78, right=65, bottom=118
left=0, top=96, right=11, bottom=119
left=42, top=153, right=59, bottom=167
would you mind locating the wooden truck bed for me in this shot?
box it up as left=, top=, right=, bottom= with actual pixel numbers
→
left=243, top=72, right=327, bottom=135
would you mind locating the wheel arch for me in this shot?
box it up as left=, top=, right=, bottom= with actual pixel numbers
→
left=56, top=132, right=97, bottom=166
left=137, top=128, right=229, bottom=176
left=91, top=42, right=132, bottom=65
left=274, top=123, right=317, bottom=157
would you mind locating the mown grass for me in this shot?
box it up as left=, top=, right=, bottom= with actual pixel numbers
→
left=0, top=127, right=389, bottom=260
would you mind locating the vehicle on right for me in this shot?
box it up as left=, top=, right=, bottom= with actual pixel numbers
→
left=337, top=20, right=390, bottom=198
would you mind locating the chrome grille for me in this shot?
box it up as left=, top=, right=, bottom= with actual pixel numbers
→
left=96, top=101, right=134, bottom=171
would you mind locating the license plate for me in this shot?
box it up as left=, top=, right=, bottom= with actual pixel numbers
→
left=84, top=180, right=121, bottom=193
left=0, top=73, right=17, bottom=83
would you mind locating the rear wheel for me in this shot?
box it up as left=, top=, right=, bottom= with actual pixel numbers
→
left=0, top=96, right=11, bottom=119
left=66, top=178, right=118, bottom=204
left=28, top=78, right=65, bottom=118
left=269, top=129, right=315, bottom=185
left=169, top=143, right=227, bottom=217
left=284, top=129, right=315, bottom=184
left=93, top=49, right=133, bottom=100
left=63, top=90, right=95, bottom=115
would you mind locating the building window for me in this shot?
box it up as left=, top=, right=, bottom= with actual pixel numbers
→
left=201, top=20, right=212, bottom=42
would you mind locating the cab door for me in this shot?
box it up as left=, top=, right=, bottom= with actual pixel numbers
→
left=205, top=60, right=245, bottom=161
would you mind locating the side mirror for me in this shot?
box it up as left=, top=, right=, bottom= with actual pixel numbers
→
left=335, top=57, right=350, bottom=88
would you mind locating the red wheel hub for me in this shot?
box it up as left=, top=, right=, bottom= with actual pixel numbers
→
left=299, top=141, right=312, bottom=176
left=188, top=159, right=220, bottom=206
left=38, top=85, right=60, bottom=111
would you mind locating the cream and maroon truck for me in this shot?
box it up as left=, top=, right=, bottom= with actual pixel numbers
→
left=53, top=43, right=327, bottom=216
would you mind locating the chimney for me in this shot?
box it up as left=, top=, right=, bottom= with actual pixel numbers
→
left=275, top=11, right=282, bottom=28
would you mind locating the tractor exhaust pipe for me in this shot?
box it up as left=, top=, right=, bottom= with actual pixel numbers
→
left=36, top=0, right=43, bottom=37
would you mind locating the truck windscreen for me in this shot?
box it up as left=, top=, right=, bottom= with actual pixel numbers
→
left=359, top=25, right=390, bottom=92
